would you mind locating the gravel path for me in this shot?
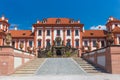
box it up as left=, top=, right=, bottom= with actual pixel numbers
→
left=35, top=58, right=86, bottom=75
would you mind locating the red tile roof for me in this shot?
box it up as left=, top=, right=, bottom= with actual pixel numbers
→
left=33, top=18, right=84, bottom=27
left=112, top=26, right=120, bottom=33
left=83, top=30, right=107, bottom=38
left=106, top=17, right=120, bottom=26
left=0, top=18, right=10, bottom=26
left=0, top=18, right=8, bottom=22
left=0, top=29, right=4, bottom=33
left=9, top=30, right=34, bottom=38
left=36, top=18, right=79, bottom=24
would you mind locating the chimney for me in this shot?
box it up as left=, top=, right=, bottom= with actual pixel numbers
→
left=98, top=26, right=101, bottom=30
left=83, top=27, right=85, bottom=32
left=32, top=26, right=34, bottom=32
left=1, top=15, right=5, bottom=20
left=14, top=26, right=17, bottom=30
left=78, top=20, right=80, bottom=23
left=6, top=19, right=8, bottom=22
left=37, top=20, right=40, bottom=23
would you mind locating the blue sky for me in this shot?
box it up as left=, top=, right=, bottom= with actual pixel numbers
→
left=0, top=0, right=120, bottom=30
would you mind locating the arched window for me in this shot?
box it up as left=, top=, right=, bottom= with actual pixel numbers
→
left=66, top=39, right=71, bottom=47
left=46, top=39, right=51, bottom=47
left=75, top=39, right=79, bottom=48
left=38, top=39, right=42, bottom=47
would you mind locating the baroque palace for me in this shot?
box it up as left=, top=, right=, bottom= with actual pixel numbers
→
left=0, top=15, right=120, bottom=57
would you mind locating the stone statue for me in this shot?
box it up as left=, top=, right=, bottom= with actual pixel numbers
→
left=20, top=43, right=24, bottom=50
left=5, top=33, right=12, bottom=46
left=55, top=37, right=62, bottom=46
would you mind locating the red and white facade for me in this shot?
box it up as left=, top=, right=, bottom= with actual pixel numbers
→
left=1, top=16, right=120, bottom=57
left=33, top=18, right=84, bottom=56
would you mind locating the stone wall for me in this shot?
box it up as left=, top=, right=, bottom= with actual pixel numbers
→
left=82, top=45, right=120, bottom=74
left=0, top=46, right=35, bottom=75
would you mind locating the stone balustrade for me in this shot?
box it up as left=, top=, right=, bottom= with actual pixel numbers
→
left=0, top=46, right=35, bottom=75
left=82, top=45, right=120, bottom=74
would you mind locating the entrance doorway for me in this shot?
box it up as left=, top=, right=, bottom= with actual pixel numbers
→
left=56, top=50, right=62, bottom=56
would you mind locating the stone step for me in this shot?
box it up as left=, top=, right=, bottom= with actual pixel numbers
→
left=83, top=68, right=102, bottom=71
left=12, top=74, right=33, bottom=76
left=80, top=64, right=92, bottom=66
left=24, top=65, right=40, bottom=67
left=17, top=69, right=36, bottom=71
left=74, top=58, right=106, bottom=74
left=12, top=58, right=45, bottom=76
left=14, top=72, right=35, bottom=74
left=15, top=71, right=35, bottom=74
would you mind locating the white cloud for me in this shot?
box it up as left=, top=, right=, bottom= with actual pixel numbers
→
left=90, top=25, right=106, bottom=30
left=9, top=23, right=20, bottom=30
left=10, top=24, right=18, bottom=27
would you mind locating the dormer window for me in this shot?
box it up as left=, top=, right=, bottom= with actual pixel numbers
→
left=90, top=33, right=94, bottom=35
left=56, top=19, right=61, bottom=24
left=42, top=18, right=47, bottom=24
left=23, top=33, right=26, bottom=35
left=69, top=19, right=74, bottom=24
left=115, top=24, right=118, bottom=26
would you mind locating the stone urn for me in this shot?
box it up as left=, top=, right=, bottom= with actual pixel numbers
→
left=106, top=32, right=114, bottom=46
left=5, top=33, right=12, bottom=46
left=20, top=43, right=24, bottom=50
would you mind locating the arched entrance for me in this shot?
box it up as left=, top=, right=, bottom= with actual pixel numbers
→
left=56, top=50, right=62, bottom=56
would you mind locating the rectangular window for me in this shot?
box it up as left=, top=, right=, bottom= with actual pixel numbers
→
left=93, top=40, right=96, bottom=47
left=84, top=41, right=88, bottom=46
left=38, top=41, right=41, bottom=47
left=75, top=30, right=79, bottom=36
left=12, top=41, right=15, bottom=47
left=101, top=41, right=105, bottom=47
left=38, top=30, right=42, bottom=36
left=29, top=41, right=32, bottom=47
left=57, top=30, right=60, bottom=36
left=119, top=38, right=120, bottom=44
left=47, top=30, right=50, bottom=36
left=75, top=41, right=79, bottom=47
left=67, top=30, right=70, bottom=36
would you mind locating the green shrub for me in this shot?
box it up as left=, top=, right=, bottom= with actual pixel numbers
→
left=65, top=51, right=71, bottom=57
left=46, top=51, right=53, bottom=57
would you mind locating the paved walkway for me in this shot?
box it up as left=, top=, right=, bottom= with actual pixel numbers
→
left=2, top=58, right=120, bottom=80
left=35, top=58, right=86, bottom=75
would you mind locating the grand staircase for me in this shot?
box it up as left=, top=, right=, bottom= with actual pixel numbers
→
left=74, top=58, right=107, bottom=74
left=12, top=58, right=45, bottom=76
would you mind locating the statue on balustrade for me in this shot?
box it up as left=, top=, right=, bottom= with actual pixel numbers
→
left=54, top=37, right=62, bottom=46
left=5, top=33, right=12, bottom=46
